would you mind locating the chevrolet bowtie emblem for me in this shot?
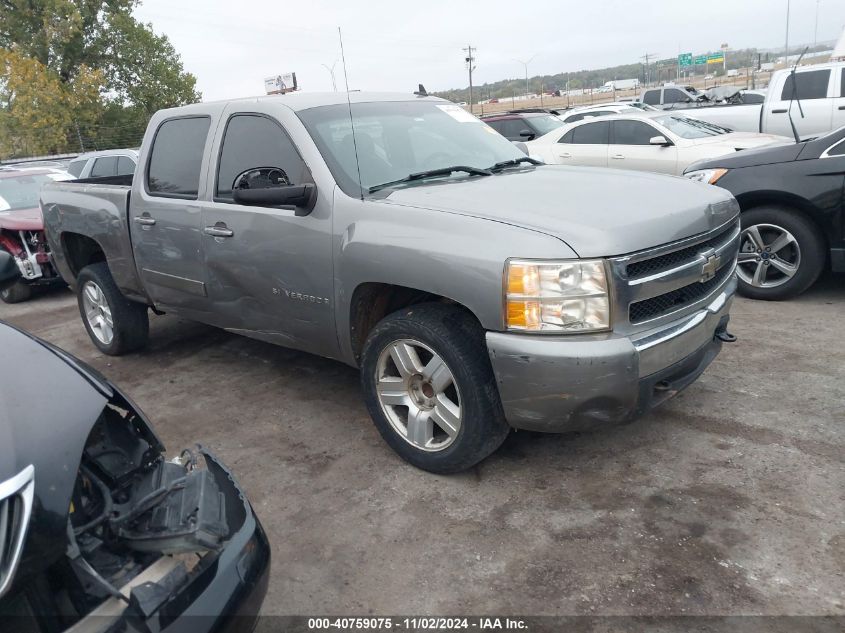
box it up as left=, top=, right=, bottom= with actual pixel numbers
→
left=700, top=249, right=721, bottom=282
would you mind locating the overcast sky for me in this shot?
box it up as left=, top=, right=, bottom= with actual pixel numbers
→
left=134, top=0, right=845, bottom=102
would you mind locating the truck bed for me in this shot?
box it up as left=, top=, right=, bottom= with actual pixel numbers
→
left=40, top=178, right=146, bottom=299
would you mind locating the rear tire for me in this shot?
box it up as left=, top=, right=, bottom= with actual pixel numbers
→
left=77, top=262, right=149, bottom=355
left=0, top=281, right=32, bottom=304
left=736, top=207, right=826, bottom=301
left=360, top=303, right=510, bottom=474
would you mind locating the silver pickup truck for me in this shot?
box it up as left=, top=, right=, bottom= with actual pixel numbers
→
left=41, top=92, right=740, bottom=473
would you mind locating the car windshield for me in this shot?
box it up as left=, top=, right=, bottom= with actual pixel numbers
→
left=0, top=173, right=58, bottom=211
left=527, top=114, right=565, bottom=136
left=298, top=101, right=527, bottom=196
left=653, top=115, right=731, bottom=139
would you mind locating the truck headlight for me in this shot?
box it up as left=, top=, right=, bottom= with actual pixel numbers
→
left=685, top=168, right=728, bottom=185
left=505, top=259, right=610, bottom=333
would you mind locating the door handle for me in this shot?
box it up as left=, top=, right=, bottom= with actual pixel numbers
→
left=204, top=226, right=234, bottom=238
left=559, top=152, right=571, bottom=158
left=611, top=154, right=625, bottom=160
left=838, top=105, right=845, bottom=110
left=771, top=108, right=788, bottom=114
left=133, top=216, right=156, bottom=226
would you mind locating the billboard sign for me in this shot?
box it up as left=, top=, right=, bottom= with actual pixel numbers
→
left=264, top=72, right=298, bottom=94
left=706, top=53, right=725, bottom=64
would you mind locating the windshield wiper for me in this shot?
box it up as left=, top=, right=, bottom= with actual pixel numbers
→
left=368, top=165, right=492, bottom=193
left=488, top=157, right=543, bottom=172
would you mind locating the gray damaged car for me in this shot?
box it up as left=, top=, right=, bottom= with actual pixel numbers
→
left=40, top=92, right=740, bottom=473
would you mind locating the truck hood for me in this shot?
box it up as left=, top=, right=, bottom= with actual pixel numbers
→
left=376, top=165, right=738, bottom=257
left=0, top=206, right=43, bottom=231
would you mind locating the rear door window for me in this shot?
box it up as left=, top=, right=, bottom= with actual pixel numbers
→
left=215, top=114, right=308, bottom=201
left=571, top=121, right=610, bottom=144
left=117, top=156, right=136, bottom=175
left=642, top=90, right=660, bottom=105
left=780, top=69, right=831, bottom=100
left=90, top=157, right=117, bottom=177
left=147, top=117, right=210, bottom=198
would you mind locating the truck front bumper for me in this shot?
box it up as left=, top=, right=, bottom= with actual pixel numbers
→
left=486, top=277, right=735, bottom=433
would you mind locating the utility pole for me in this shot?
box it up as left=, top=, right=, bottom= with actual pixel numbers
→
left=463, top=45, right=476, bottom=113
left=813, top=0, right=820, bottom=49
left=513, top=54, right=537, bottom=98
left=321, top=60, right=338, bottom=91
left=641, top=53, right=658, bottom=86
left=784, top=0, right=791, bottom=67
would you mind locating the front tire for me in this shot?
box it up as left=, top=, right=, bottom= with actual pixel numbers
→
left=360, top=303, right=510, bottom=474
left=736, top=207, right=826, bottom=301
left=77, top=262, right=149, bottom=355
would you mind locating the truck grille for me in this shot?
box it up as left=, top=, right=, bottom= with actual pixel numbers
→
left=0, top=465, right=35, bottom=599
left=610, top=218, right=740, bottom=329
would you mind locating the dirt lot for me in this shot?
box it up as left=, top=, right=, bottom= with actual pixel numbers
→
left=2, top=277, right=843, bottom=616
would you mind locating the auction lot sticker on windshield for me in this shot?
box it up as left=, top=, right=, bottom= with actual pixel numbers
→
left=437, top=104, right=480, bottom=122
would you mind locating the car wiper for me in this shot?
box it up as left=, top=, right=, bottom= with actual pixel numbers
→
left=488, top=157, right=543, bottom=172
left=368, top=165, right=492, bottom=193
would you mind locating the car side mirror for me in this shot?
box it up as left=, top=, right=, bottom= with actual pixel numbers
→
left=518, top=129, right=536, bottom=140
left=231, top=167, right=317, bottom=216
left=649, top=135, right=672, bottom=147
left=0, top=250, right=21, bottom=291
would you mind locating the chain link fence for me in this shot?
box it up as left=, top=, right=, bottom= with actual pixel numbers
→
left=1, top=120, right=148, bottom=163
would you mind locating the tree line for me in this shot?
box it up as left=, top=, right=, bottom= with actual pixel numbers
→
left=0, top=0, right=200, bottom=158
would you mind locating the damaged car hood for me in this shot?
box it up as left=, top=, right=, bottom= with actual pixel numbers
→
left=374, top=165, right=739, bottom=257
left=0, top=322, right=162, bottom=581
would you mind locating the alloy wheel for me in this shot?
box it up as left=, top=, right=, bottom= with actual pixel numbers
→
left=82, top=281, right=114, bottom=345
left=374, top=338, right=462, bottom=452
left=737, top=223, right=801, bottom=289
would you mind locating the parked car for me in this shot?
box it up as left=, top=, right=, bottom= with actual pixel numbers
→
left=0, top=167, right=71, bottom=302
left=685, top=124, right=845, bottom=300
left=558, top=103, right=656, bottom=125
left=0, top=253, right=270, bottom=632
left=66, top=149, right=139, bottom=180
left=480, top=111, right=565, bottom=140
left=41, top=91, right=739, bottom=473
left=643, top=61, right=845, bottom=139
left=525, top=112, right=789, bottom=175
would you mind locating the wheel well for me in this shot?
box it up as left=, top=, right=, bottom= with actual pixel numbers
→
left=61, top=233, right=106, bottom=279
left=348, top=283, right=478, bottom=361
left=736, top=192, right=829, bottom=249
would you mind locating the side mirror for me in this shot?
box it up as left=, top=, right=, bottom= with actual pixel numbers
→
left=518, top=129, right=536, bottom=140
left=0, top=250, right=21, bottom=291
left=649, top=135, right=672, bottom=147
left=231, top=167, right=316, bottom=216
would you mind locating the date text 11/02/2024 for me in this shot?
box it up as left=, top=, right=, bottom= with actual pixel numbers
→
left=307, top=617, right=528, bottom=630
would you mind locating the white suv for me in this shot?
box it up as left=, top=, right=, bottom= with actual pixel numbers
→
left=66, top=149, right=139, bottom=179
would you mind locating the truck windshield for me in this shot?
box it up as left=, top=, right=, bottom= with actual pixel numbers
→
left=654, top=115, right=731, bottom=139
left=298, top=101, right=527, bottom=196
left=0, top=173, right=59, bottom=211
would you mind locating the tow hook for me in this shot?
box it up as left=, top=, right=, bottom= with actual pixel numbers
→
left=716, top=330, right=737, bottom=343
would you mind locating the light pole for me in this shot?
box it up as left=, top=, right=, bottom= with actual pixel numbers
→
left=813, top=0, right=820, bottom=49
left=321, top=60, right=338, bottom=91
left=784, top=0, right=791, bottom=67
left=513, top=54, right=538, bottom=98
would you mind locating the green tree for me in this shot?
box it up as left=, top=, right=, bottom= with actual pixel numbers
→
left=0, top=0, right=200, bottom=156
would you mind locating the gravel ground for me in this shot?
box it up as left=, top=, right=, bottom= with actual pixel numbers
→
left=2, top=275, right=843, bottom=617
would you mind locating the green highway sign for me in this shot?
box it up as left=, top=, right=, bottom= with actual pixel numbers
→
left=693, top=55, right=707, bottom=65
left=678, top=53, right=693, bottom=67
left=707, top=53, right=725, bottom=64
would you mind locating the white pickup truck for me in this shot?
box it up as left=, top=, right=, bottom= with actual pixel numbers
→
left=643, top=60, right=845, bottom=139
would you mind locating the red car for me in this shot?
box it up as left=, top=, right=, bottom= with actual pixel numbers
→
left=0, top=167, right=70, bottom=303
